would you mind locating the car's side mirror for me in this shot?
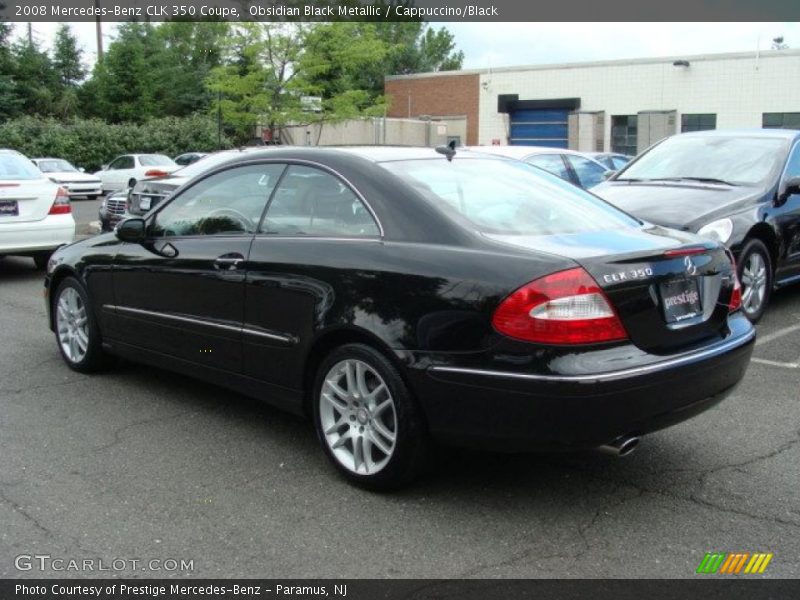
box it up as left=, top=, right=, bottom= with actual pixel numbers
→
left=78, top=167, right=85, bottom=173
left=602, top=170, right=616, bottom=181
left=115, top=218, right=146, bottom=243
left=777, top=175, right=800, bottom=206
left=101, top=164, right=109, bottom=171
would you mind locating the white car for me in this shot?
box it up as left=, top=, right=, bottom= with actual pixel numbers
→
left=0, top=149, right=75, bottom=269
left=94, top=154, right=180, bottom=193
left=32, top=157, right=103, bottom=199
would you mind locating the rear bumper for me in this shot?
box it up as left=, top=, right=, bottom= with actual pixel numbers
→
left=407, top=315, right=755, bottom=451
left=0, top=215, right=75, bottom=255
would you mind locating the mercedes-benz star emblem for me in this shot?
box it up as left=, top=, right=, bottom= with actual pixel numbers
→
left=685, top=256, right=698, bottom=276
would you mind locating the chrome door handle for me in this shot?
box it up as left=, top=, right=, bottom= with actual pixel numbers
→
left=214, top=255, right=245, bottom=270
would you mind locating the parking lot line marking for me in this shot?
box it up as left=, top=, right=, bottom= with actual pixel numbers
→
left=755, top=322, right=800, bottom=347
left=751, top=357, right=799, bottom=369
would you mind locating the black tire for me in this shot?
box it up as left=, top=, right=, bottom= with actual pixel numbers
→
left=52, top=276, right=114, bottom=373
left=127, top=178, right=137, bottom=189
left=33, top=252, right=51, bottom=271
left=737, top=238, right=772, bottom=323
left=312, top=343, right=428, bottom=491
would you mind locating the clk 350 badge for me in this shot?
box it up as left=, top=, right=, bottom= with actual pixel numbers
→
left=603, top=267, right=654, bottom=283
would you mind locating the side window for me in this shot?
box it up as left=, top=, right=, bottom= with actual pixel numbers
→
left=150, top=164, right=284, bottom=237
left=611, top=156, right=630, bottom=171
left=108, top=156, right=132, bottom=170
left=261, top=165, right=379, bottom=237
left=784, top=143, right=800, bottom=180
left=566, top=155, right=607, bottom=189
left=526, top=154, right=570, bottom=181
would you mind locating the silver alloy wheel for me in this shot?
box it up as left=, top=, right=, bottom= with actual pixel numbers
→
left=319, top=359, right=397, bottom=475
left=740, top=252, right=767, bottom=315
left=56, top=287, right=90, bottom=364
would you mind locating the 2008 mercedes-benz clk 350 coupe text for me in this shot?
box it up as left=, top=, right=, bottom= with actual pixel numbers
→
left=45, top=147, right=755, bottom=489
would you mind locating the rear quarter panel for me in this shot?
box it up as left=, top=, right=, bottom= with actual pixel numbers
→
left=242, top=237, right=575, bottom=389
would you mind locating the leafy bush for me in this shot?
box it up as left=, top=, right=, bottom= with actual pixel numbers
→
left=0, top=115, right=233, bottom=172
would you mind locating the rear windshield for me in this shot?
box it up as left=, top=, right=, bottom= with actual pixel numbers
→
left=381, top=157, right=640, bottom=235
left=37, top=159, right=77, bottom=173
left=0, top=154, right=44, bottom=180
left=139, top=154, right=175, bottom=166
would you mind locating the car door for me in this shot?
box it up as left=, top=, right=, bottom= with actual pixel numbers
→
left=109, top=163, right=284, bottom=372
left=564, top=154, right=608, bottom=189
left=243, top=163, right=382, bottom=390
left=525, top=153, right=575, bottom=186
left=104, top=156, right=135, bottom=191
left=774, top=141, right=800, bottom=281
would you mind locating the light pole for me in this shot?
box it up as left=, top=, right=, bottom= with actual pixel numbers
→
left=217, top=90, right=222, bottom=150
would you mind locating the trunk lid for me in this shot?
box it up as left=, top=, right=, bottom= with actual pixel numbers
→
left=128, top=178, right=185, bottom=215
left=485, top=226, right=737, bottom=353
left=0, top=179, right=60, bottom=224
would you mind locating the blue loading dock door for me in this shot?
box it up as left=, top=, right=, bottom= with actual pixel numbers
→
left=509, top=108, right=569, bottom=148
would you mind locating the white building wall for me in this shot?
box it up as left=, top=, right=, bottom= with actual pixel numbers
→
left=477, top=50, right=800, bottom=150
left=280, top=117, right=465, bottom=147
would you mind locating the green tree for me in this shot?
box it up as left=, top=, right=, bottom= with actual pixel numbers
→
left=148, top=21, right=229, bottom=117
left=10, top=33, right=58, bottom=116
left=207, top=22, right=390, bottom=143
left=52, top=24, right=85, bottom=87
left=81, top=21, right=229, bottom=121
left=51, top=24, right=86, bottom=118
left=0, top=23, right=21, bottom=119
left=349, top=22, right=464, bottom=96
left=82, top=22, right=155, bottom=122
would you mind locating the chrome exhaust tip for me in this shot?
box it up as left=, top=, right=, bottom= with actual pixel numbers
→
left=597, top=435, right=640, bottom=457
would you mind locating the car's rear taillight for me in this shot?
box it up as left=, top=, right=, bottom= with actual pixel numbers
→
left=48, top=187, right=71, bottom=215
left=144, top=169, right=169, bottom=178
left=492, top=267, right=628, bottom=345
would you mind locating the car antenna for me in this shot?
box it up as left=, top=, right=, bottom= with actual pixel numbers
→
left=435, top=140, right=457, bottom=162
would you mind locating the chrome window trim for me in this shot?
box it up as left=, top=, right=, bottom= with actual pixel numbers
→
left=428, top=328, right=755, bottom=383
left=253, top=235, right=382, bottom=243
left=104, top=305, right=295, bottom=344
left=144, top=157, right=384, bottom=241
left=256, top=158, right=385, bottom=238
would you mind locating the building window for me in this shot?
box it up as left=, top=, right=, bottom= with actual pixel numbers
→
left=681, top=113, right=717, bottom=132
left=763, top=113, right=800, bottom=129
left=611, top=115, right=637, bottom=156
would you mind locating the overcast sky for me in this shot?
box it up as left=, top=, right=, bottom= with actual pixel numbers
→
left=11, top=22, right=800, bottom=71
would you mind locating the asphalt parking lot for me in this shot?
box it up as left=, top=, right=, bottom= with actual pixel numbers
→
left=1, top=252, right=799, bottom=579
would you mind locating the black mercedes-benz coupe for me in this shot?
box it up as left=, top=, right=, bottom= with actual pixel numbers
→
left=45, top=147, right=755, bottom=489
left=593, top=129, right=800, bottom=322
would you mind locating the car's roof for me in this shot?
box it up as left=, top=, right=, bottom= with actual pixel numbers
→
left=119, top=153, right=172, bottom=157
left=679, top=128, right=800, bottom=140
left=463, top=145, right=587, bottom=159
left=333, top=146, right=498, bottom=162
left=204, top=145, right=506, bottom=164
left=585, top=152, right=631, bottom=158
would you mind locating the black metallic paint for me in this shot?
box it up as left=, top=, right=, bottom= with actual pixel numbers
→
left=593, top=130, right=800, bottom=288
left=45, top=147, right=756, bottom=451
